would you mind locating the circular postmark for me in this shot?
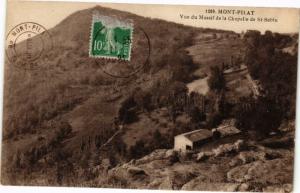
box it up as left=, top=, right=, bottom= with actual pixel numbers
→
left=94, top=27, right=151, bottom=78
left=6, top=22, right=53, bottom=70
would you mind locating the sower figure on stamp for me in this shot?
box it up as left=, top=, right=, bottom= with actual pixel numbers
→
left=101, top=26, right=119, bottom=55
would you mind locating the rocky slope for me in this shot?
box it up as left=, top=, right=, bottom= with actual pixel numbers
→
left=99, top=131, right=294, bottom=192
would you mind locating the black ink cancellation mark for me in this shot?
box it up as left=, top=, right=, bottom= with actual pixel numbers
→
left=6, top=22, right=53, bottom=70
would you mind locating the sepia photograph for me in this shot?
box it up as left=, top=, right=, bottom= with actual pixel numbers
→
left=1, top=1, right=299, bottom=192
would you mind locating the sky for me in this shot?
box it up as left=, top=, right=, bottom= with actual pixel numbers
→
left=6, top=0, right=300, bottom=34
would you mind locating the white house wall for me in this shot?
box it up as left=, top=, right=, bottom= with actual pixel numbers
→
left=174, top=135, right=193, bottom=152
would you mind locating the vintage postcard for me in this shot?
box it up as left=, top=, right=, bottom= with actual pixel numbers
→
left=1, top=0, right=299, bottom=192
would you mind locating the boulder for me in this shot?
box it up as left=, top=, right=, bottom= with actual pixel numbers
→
left=168, top=153, right=179, bottom=165
left=196, top=152, right=213, bottom=162
left=261, top=136, right=294, bottom=149
left=127, top=166, right=147, bottom=176
left=147, top=178, right=163, bottom=189
left=234, top=139, right=246, bottom=151
left=170, top=170, right=198, bottom=190
left=238, top=151, right=265, bottom=164
left=165, top=149, right=176, bottom=158
left=264, top=150, right=283, bottom=160
left=213, top=144, right=233, bottom=157
left=213, top=144, right=234, bottom=157
left=213, top=139, right=246, bottom=157
left=255, top=145, right=291, bottom=159
left=238, top=183, right=250, bottom=191
left=263, top=184, right=292, bottom=193
left=182, top=181, right=239, bottom=191
left=227, top=159, right=293, bottom=185
left=158, top=176, right=173, bottom=190
left=135, top=149, right=168, bottom=165
left=129, top=159, right=136, bottom=164
left=101, top=158, right=111, bottom=169
left=229, top=157, right=242, bottom=167
left=180, top=175, right=206, bottom=190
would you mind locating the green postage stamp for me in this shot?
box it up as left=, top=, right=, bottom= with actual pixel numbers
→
left=89, top=14, right=133, bottom=60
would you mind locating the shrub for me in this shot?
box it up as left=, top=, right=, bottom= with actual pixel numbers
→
left=129, top=140, right=148, bottom=159
left=54, top=121, right=72, bottom=142
left=118, top=96, right=138, bottom=124
left=206, top=112, right=222, bottom=128
left=208, top=66, right=225, bottom=92
left=189, top=107, right=206, bottom=123
left=244, top=30, right=297, bottom=120
left=234, top=97, right=283, bottom=136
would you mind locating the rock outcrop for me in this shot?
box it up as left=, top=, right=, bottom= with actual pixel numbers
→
left=101, top=137, right=294, bottom=192
left=213, top=139, right=245, bottom=156
left=227, top=158, right=294, bottom=185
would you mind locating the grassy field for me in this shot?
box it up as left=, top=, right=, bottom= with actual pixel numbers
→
left=186, top=34, right=243, bottom=77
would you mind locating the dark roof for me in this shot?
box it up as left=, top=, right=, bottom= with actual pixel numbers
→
left=182, top=129, right=213, bottom=142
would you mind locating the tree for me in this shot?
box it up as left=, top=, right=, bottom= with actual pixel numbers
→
left=169, top=51, right=195, bottom=82
left=208, top=66, right=225, bottom=92
left=129, top=140, right=148, bottom=159
left=234, top=97, right=283, bottom=137
left=94, top=135, right=102, bottom=149
left=112, top=135, right=127, bottom=157
left=206, top=112, right=222, bottom=128
left=166, top=81, right=188, bottom=120
left=80, top=151, right=91, bottom=169
left=244, top=30, right=261, bottom=47
left=133, top=87, right=152, bottom=112
left=244, top=30, right=297, bottom=120
left=189, top=107, right=206, bottom=123
left=57, top=121, right=72, bottom=138
left=118, top=96, right=138, bottom=124
left=13, top=150, right=21, bottom=169
left=152, top=129, right=163, bottom=149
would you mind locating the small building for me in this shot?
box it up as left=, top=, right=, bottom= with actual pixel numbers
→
left=174, top=129, right=213, bottom=152
left=214, top=125, right=240, bottom=138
